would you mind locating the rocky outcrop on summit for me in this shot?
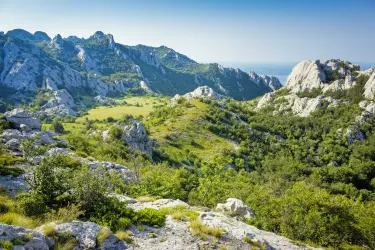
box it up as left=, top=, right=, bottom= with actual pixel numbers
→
left=172, top=86, right=224, bottom=101
left=4, top=109, right=42, bottom=130
left=285, top=59, right=359, bottom=93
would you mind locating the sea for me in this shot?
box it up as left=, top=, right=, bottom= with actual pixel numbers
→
left=219, top=62, right=375, bottom=85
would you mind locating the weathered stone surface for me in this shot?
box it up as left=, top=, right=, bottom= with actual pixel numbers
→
left=172, top=86, right=224, bottom=101
left=127, top=199, right=189, bottom=211
left=345, top=127, right=365, bottom=144
left=200, top=212, right=319, bottom=250
left=4, top=109, right=42, bottom=130
left=116, top=118, right=152, bottom=157
left=0, top=173, right=29, bottom=195
left=0, top=224, right=50, bottom=250
left=364, top=70, right=375, bottom=99
left=94, top=95, right=118, bottom=106
left=249, top=72, right=282, bottom=91
left=256, top=93, right=344, bottom=117
left=216, top=198, right=255, bottom=220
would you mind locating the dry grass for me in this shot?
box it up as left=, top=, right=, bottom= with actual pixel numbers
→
left=190, top=219, right=225, bottom=239
left=0, top=212, right=38, bottom=229
left=53, top=238, right=78, bottom=250
left=115, top=230, right=133, bottom=243
left=96, top=227, right=112, bottom=246
left=136, top=196, right=157, bottom=203
left=41, top=223, right=57, bottom=236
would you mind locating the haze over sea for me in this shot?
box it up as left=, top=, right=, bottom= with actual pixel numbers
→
left=217, top=62, right=375, bottom=85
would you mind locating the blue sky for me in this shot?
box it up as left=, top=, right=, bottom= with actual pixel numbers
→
left=1, top=0, right=374, bottom=64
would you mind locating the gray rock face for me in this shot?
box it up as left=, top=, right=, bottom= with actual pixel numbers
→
left=216, top=198, right=255, bottom=220
left=94, top=95, right=118, bottom=106
left=0, top=172, right=29, bottom=195
left=199, top=212, right=319, bottom=250
left=38, top=89, right=77, bottom=117
left=0, top=224, right=50, bottom=250
left=256, top=93, right=344, bottom=117
left=4, top=109, right=42, bottom=130
left=345, top=127, right=365, bottom=144
left=364, top=70, right=375, bottom=99
left=113, top=118, right=153, bottom=157
left=172, top=86, right=225, bottom=101
left=248, top=72, right=283, bottom=91
left=285, top=59, right=359, bottom=94
left=127, top=198, right=189, bottom=211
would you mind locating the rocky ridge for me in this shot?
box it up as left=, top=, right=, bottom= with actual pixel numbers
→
left=1, top=29, right=281, bottom=106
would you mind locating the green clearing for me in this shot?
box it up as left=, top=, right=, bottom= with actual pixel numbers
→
left=76, top=96, right=169, bottom=122
left=147, top=99, right=236, bottom=162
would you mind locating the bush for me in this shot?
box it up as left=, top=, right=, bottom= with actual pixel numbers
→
left=134, top=208, right=166, bottom=227
left=51, top=119, right=65, bottom=133
left=0, top=240, right=14, bottom=250
left=18, top=193, right=47, bottom=217
left=108, top=126, right=122, bottom=140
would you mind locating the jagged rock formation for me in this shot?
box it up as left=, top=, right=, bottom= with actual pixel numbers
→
left=36, top=89, right=77, bottom=117
left=285, top=59, right=359, bottom=93
left=0, top=29, right=280, bottom=105
left=248, top=72, right=283, bottom=91
left=255, top=93, right=345, bottom=117
left=94, top=95, right=118, bottom=106
left=172, top=86, right=224, bottom=101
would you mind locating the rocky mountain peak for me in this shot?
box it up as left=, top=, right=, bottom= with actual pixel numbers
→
left=6, top=29, right=33, bottom=40
left=248, top=71, right=282, bottom=91
left=89, top=31, right=116, bottom=49
left=33, top=31, right=51, bottom=42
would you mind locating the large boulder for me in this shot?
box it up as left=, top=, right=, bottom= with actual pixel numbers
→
left=0, top=224, right=51, bottom=250
left=216, top=198, right=255, bottom=220
left=104, top=118, right=152, bottom=157
left=4, top=109, right=42, bottom=130
left=364, top=70, right=375, bottom=99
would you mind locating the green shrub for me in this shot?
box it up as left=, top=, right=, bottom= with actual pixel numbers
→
left=0, top=240, right=14, bottom=250
left=11, top=238, right=23, bottom=245
left=134, top=208, right=166, bottom=227
left=51, top=119, right=65, bottom=133
left=108, top=126, right=123, bottom=140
